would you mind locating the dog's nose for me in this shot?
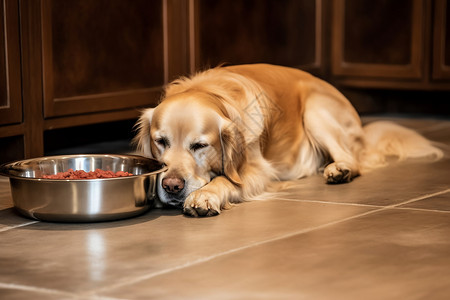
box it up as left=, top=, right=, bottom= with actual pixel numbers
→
left=162, top=176, right=185, bottom=194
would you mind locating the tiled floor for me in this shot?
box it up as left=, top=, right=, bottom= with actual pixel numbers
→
left=0, top=116, right=449, bottom=300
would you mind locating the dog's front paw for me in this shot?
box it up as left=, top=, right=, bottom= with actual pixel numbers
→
left=324, top=162, right=353, bottom=184
left=183, top=190, right=221, bottom=217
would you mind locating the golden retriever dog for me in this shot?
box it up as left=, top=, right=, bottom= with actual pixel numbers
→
left=134, top=64, right=442, bottom=217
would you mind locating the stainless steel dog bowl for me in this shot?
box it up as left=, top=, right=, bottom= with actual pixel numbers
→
left=0, top=154, right=166, bottom=222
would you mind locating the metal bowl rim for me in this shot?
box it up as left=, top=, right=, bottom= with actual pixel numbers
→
left=0, top=154, right=167, bottom=181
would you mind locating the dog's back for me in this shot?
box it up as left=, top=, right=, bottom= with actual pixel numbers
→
left=224, top=64, right=443, bottom=181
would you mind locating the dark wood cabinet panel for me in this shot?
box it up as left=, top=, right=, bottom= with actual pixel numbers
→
left=332, top=0, right=424, bottom=79
left=433, top=0, right=450, bottom=80
left=0, top=3, right=5, bottom=108
left=164, top=0, right=191, bottom=81
left=343, top=0, right=412, bottom=65
left=42, top=0, right=165, bottom=117
left=0, top=0, right=22, bottom=126
left=195, top=0, right=325, bottom=74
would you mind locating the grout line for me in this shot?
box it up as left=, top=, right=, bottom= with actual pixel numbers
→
left=0, top=221, right=39, bottom=233
left=0, top=282, right=77, bottom=299
left=278, top=189, right=450, bottom=212
left=86, top=188, right=450, bottom=296
left=275, top=188, right=450, bottom=211
left=384, top=189, right=450, bottom=208
left=0, top=282, right=125, bottom=300
left=273, top=197, right=384, bottom=209
left=393, top=206, right=450, bottom=214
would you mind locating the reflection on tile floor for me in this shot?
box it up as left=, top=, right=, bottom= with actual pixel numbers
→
left=0, top=117, right=449, bottom=300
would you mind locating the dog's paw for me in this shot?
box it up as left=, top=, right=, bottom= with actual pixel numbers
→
left=323, top=162, right=353, bottom=184
left=183, top=190, right=221, bottom=217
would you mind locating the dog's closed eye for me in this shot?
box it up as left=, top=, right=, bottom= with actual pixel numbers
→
left=155, top=137, right=169, bottom=148
left=190, top=142, right=208, bottom=151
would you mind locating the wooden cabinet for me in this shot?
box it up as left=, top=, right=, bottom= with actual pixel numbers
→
left=193, top=0, right=328, bottom=76
left=41, top=0, right=164, bottom=118
left=331, top=0, right=450, bottom=90
left=433, top=0, right=450, bottom=80
left=332, top=0, right=424, bottom=79
left=0, top=0, right=24, bottom=164
left=0, top=0, right=21, bottom=126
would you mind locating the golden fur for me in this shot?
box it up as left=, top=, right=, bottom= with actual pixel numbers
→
left=134, top=64, right=442, bottom=217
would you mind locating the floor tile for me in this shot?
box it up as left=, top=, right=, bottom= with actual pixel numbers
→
left=100, top=209, right=450, bottom=300
left=0, top=200, right=373, bottom=295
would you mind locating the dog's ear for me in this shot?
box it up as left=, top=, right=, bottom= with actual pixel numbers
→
left=220, top=120, right=246, bottom=186
left=133, top=108, right=155, bottom=158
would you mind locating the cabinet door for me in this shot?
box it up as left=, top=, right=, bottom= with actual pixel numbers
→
left=0, top=0, right=22, bottom=125
left=433, top=0, right=450, bottom=80
left=41, top=0, right=165, bottom=118
left=194, top=0, right=325, bottom=74
left=332, top=0, right=424, bottom=79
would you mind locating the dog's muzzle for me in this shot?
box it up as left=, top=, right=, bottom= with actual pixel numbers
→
left=158, top=175, right=187, bottom=207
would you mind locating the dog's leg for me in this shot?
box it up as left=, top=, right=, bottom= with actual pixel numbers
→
left=320, top=135, right=361, bottom=183
left=183, top=176, right=240, bottom=217
left=303, top=93, right=364, bottom=184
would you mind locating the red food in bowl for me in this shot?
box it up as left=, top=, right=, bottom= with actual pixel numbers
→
left=42, top=168, right=133, bottom=179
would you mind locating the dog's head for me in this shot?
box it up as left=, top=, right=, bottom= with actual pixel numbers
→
left=134, top=91, right=246, bottom=207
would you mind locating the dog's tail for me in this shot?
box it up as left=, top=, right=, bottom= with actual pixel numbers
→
left=359, top=121, right=444, bottom=173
